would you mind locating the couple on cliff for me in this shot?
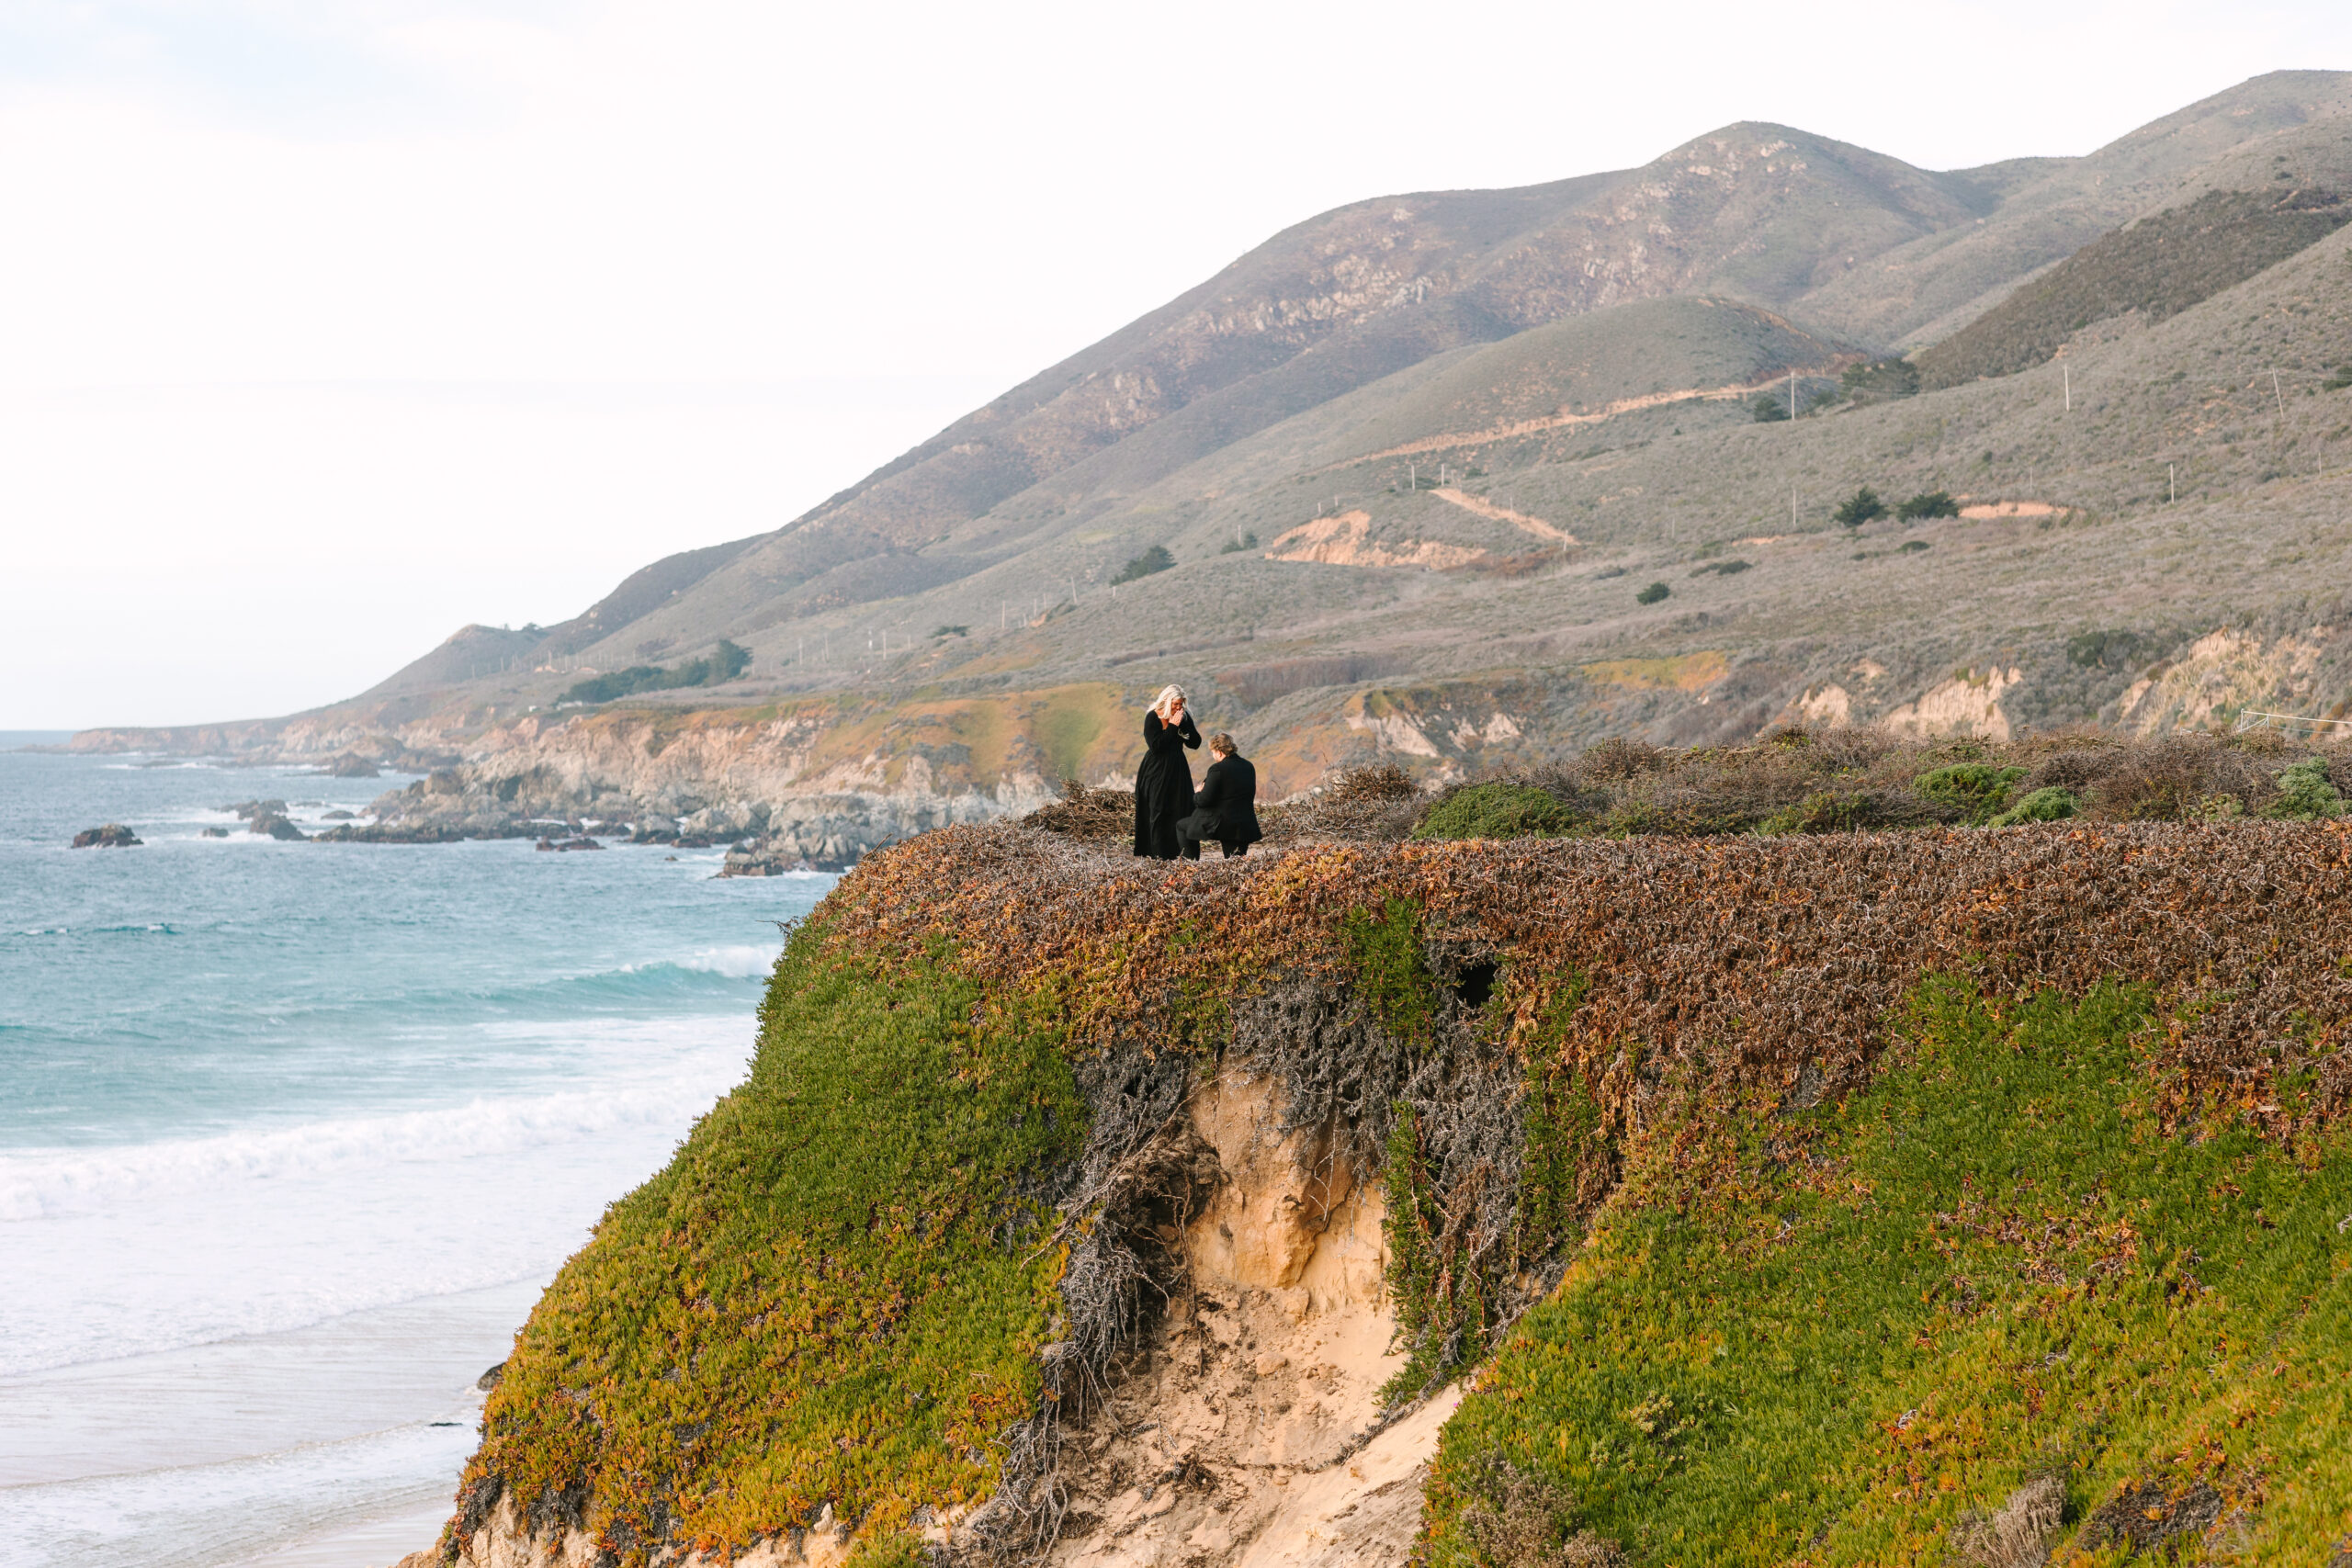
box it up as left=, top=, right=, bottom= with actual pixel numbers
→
left=1132, top=684, right=1261, bottom=861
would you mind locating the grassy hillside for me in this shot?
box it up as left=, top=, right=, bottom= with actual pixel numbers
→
left=1917, top=186, right=2352, bottom=389
left=84, top=73, right=2352, bottom=812
left=444, top=817, right=2352, bottom=1566
left=1798, top=68, right=2352, bottom=348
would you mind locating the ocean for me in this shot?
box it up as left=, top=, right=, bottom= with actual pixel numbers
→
left=0, top=736, right=834, bottom=1567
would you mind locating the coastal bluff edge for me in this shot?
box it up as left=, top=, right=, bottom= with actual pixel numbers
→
left=399, top=820, right=2352, bottom=1567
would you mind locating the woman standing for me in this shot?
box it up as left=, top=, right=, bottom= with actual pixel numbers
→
left=1132, top=684, right=1202, bottom=860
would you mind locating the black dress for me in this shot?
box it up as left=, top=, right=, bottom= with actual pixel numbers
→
left=1132, top=710, right=1202, bottom=859
left=1181, top=754, right=1262, bottom=858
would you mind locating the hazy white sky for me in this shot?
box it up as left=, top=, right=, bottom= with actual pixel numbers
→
left=6, top=1, right=2350, bottom=728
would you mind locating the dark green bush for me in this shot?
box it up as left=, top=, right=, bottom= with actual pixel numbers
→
left=1915, top=763, right=2026, bottom=825
left=1635, top=581, right=1670, bottom=605
left=1756, top=791, right=1879, bottom=835
left=1749, top=393, right=1789, bottom=423
left=2265, top=760, right=2343, bottom=820
left=1112, top=546, right=1175, bottom=583
left=1833, top=487, right=1888, bottom=527
left=563, top=638, right=751, bottom=704
left=1896, top=490, right=1960, bottom=521
left=1986, top=785, right=2080, bottom=827
left=1415, top=783, right=1578, bottom=841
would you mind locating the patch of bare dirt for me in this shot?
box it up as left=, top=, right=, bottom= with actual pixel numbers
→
left=1046, top=1072, right=1445, bottom=1568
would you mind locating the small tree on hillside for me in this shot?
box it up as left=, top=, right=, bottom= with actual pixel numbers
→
left=1834, top=487, right=1888, bottom=527
left=1896, top=490, right=1961, bottom=521
left=1114, top=545, right=1175, bottom=583
left=1750, top=393, right=1789, bottom=423
left=1635, top=581, right=1670, bottom=605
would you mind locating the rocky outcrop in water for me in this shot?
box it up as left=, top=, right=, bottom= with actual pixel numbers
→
left=71, top=824, right=141, bottom=848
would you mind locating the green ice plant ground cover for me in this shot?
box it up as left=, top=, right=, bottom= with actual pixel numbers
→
left=1422, top=978, right=2352, bottom=1565
left=457, top=933, right=1085, bottom=1564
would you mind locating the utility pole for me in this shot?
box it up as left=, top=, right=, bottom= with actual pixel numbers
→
left=2274, top=370, right=2287, bottom=417
left=2063, top=364, right=2070, bottom=412
left=1792, top=481, right=1798, bottom=529
left=1789, top=370, right=1796, bottom=420
left=2170, top=464, right=2177, bottom=504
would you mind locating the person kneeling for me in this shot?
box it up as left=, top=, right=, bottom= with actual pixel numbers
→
left=1177, top=733, right=1262, bottom=858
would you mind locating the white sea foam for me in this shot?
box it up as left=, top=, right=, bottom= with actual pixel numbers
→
left=0, top=1071, right=731, bottom=1221
left=0, top=1015, right=749, bottom=1376
left=672, top=942, right=781, bottom=978
left=6, top=1410, right=481, bottom=1568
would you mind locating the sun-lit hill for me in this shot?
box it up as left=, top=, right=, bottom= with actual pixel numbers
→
left=1794, top=68, right=2352, bottom=349
left=72, top=71, right=2352, bottom=845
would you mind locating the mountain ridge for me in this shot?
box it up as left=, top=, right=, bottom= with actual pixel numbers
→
left=69, top=70, right=2352, bottom=866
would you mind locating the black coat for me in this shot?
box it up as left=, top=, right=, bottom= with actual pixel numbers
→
left=1132, top=710, right=1201, bottom=858
left=1188, top=754, right=1261, bottom=846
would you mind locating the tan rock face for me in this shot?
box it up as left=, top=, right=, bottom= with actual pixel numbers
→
left=419, top=1074, right=1442, bottom=1568
left=2118, top=626, right=2331, bottom=734
left=1883, top=666, right=2023, bottom=741
left=1044, top=1073, right=1442, bottom=1568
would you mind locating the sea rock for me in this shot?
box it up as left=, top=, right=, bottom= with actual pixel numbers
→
left=250, top=811, right=308, bottom=841
left=324, top=753, right=380, bottom=778
left=201, top=826, right=231, bottom=839
left=222, top=798, right=288, bottom=822
left=310, top=822, right=468, bottom=843
left=322, top=809, right=357, bottom=820
left=71, top=824, right=141, bottom=848
left=536, top=836, right=604, bottom=852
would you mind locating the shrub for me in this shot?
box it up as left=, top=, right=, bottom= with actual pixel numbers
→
left=1833, top=487, right=1888, bottom=527
left=2266, top=759, right=2343, bottom=820
left=1897, top=490, right=1961, bottom=521
left=1897, top=540, right=1929, bottom=554
left=1756, top=791, right=1880, bottom=835
left=2066, top=629, right=2143, bottom=670
left=932, top=625, right=968, bottom=638
left=1635, top=581, right=1670, bottom=605
left=1840, top=358, right=1922, bottom=402
left=1217, top=531, right=1260, bottom=554
left=1415, top=783, right=1578, bottom=841
left=1749, top=393, right=1789, bottom=423
left=1112, top=545, right=1175, bottom=582
left=1915, top=763, right=2026, bottom=825
left=1986, top=785, right=2079, bottom=827
left=563, top=638, right=751, bottom=704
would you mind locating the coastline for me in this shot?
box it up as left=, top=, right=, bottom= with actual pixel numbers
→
left=0, top=1280, right=537, bottom=1568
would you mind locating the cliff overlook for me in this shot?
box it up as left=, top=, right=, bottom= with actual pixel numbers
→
left=419, top=774, right=2352, bottom=1566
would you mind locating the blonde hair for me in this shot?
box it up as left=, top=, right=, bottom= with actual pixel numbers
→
left=1207, top=732, right=1236, bottom=756
left=1152, top=684, right=1187, bottom=721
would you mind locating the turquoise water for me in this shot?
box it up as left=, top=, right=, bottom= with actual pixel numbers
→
left=0, top=737, right=833, bottom=1565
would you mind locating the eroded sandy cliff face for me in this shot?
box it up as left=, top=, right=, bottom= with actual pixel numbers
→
left=398, top=1073, right=1449, bottom=1568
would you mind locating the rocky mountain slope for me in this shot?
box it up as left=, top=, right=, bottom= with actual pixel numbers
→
left=72, top=71, right=2352, bottom=865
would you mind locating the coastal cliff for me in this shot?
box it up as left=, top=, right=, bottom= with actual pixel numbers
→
left=411, top=815, right=2352, bottom=1566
